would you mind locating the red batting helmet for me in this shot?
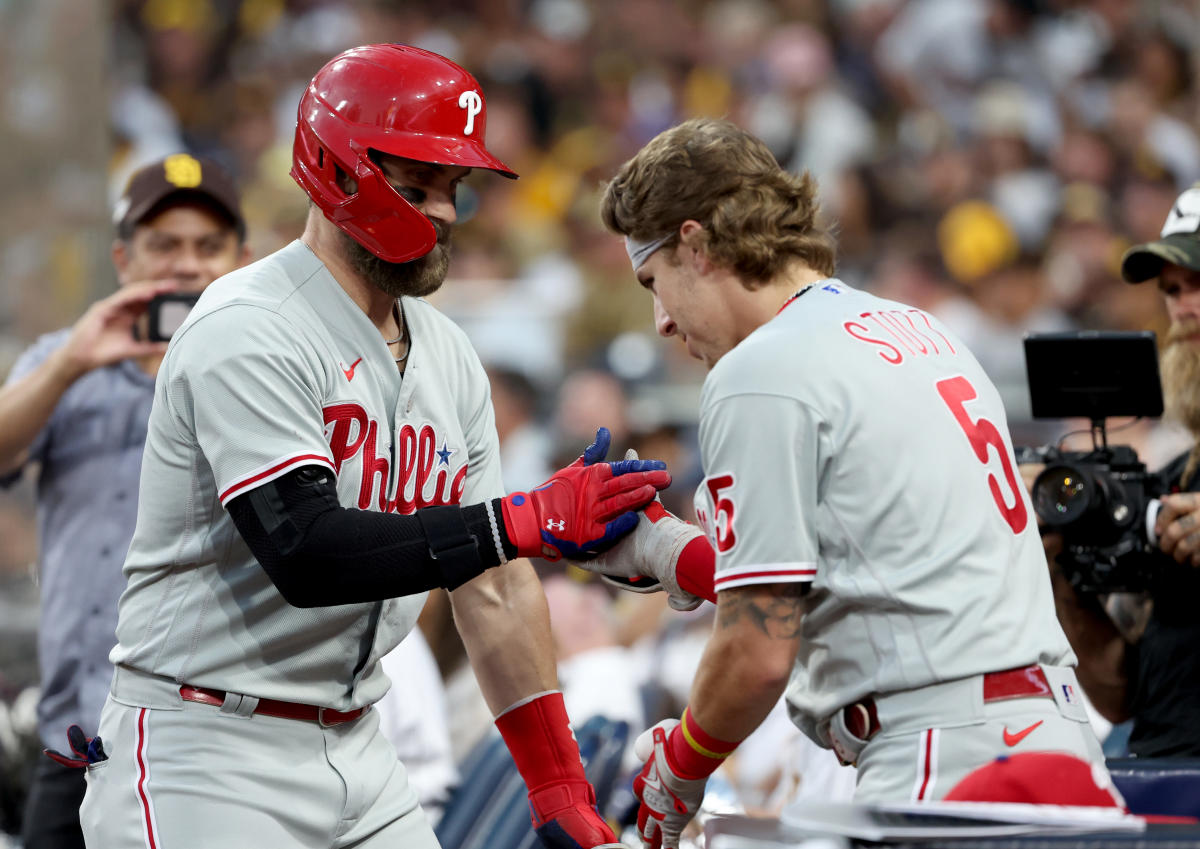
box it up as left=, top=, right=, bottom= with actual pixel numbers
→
left=291, top=44, right=517, bottom=263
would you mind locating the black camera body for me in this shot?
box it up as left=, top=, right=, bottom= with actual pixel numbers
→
left=1019, top=331, right=1169, bottom=595
left=1017, top=443, right=1167, bottom=594
left=146, top=293, right=200, bottom=342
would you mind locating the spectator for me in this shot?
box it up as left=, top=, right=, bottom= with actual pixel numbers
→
left=1048, top=181, right=1200, bottom=758
left=0, top=153, right=250, bottom=849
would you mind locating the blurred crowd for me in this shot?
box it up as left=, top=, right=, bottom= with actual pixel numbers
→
left=1, top=0, right=1198, bottom=842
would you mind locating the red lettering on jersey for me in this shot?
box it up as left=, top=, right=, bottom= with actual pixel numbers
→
left=359, top=419, right=390, bottom=510
left=936, top=375, right=1027, bottom=534
left=415, top=425, right=440, bottom=509
left=862, top=311, right=921, bottom=355
left=389, top=424, right=466, bottom=514
left=393, top=423, right=418, bottom=510
left=913, top=310, right=956, bottom=354
left=322, top=403, right=468, bottom=513
left=845, top=310, right=958, bottom=364
left=880, top=311, right=928, bottom=354
left=843, top=320, right=904, bottom=364
left=860, top=312, right=914, bottom=354
left=324, top=404, right=369, bottom=473
left=899, top=310, right=940, bottom=354
left=706, top=474, right=738, bottom=553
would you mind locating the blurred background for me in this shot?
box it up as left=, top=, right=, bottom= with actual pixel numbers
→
left=0, top=0, right=1198, bottom=842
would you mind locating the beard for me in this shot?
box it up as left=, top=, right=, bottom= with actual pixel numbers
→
left=342, top=220, right=452, bottom=299
left=1161, top=319, right=1200, bottom=435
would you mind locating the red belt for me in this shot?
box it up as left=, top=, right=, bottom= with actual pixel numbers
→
left=179, top=685, right=368, bottom=726
left=845, top=664, right=1053, bottom=740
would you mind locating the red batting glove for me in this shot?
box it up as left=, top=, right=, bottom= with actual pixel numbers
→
left=495, top=691, right=623, bottom=849
left=501, top=428, right=670, bottom=561
left=43, top=724, right=107, bottom=768
left=633, top=711, right=737, bottom=849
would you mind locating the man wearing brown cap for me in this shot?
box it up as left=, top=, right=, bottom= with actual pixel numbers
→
left=1049, top=182, right=1200, bottom=760
left=0, top=153, right=249, bottom=849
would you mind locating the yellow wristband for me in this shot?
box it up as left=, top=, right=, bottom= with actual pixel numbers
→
left=680, top=707, right=733, bottom=760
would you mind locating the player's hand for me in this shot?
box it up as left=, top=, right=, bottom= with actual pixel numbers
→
left=572, top=451, right=703, bottom=611
left=529, top=778, right=625, bottom=849
left=501, top=428, right=670, bottom=561
left=632, top=719, right=709, bottom=849
left=1153, top=492, right=1200, bottom=566
left=53, top=281, right=179, bottom=378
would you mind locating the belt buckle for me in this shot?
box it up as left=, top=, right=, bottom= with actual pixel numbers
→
left=318, top=706, right=361, bottom=727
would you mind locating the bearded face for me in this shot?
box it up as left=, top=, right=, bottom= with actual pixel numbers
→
left=1160, top=318, right=1200, bottom=434
left=341, top=218, right=452, bottom=299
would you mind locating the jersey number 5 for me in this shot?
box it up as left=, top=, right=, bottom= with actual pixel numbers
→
left=706, top=474, right=737, bottom=552
left=936, top=375, right=1028, bottom=535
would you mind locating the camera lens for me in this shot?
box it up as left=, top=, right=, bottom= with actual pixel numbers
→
left=1032, top=465, right=1092, bottom=526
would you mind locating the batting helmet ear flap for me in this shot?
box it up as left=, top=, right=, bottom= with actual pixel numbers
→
left=292, top=111, right=437, bottom=264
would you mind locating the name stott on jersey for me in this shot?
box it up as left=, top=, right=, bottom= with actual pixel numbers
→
left=110, top=241, right=505, bottom=710
left=692, top=280, right=1073, bottom=744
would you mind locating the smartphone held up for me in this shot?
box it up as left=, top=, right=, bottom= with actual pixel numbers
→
left=145, top=293, right=200, bottom=342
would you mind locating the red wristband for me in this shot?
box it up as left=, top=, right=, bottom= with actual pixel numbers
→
left=676, top=536, right=717, bottom=603
left=667, top=706, right=739, bottom=779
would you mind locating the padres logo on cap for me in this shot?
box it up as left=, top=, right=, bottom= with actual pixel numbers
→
left=163, top=153, right=203, bottom=188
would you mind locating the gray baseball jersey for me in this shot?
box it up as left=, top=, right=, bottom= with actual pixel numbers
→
left=109, top=239, right=504, bottom=710
left=691, top=280, right=1073, bottom=742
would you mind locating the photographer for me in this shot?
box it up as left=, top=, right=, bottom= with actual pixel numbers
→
left=1047, top=182, right=1200, bottom=758
left=0, top=154, right=248, bottom=848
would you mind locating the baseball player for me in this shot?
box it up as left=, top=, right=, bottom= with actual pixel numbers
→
left=77, top=45, right=667, bottom=849
left=584, top=118, right=1109, bottom=848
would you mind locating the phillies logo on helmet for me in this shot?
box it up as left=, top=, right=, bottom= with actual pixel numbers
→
left=458, top=90, right=483, bottom=136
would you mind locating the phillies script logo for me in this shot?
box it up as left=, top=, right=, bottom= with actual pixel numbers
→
left=324, top=403, right=467, bottom=512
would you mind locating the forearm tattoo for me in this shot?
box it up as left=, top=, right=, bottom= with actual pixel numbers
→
left=718, top=584, right=808, bottom=639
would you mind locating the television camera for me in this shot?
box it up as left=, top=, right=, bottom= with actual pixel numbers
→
left=1017, top=330, right=1173, bottom=594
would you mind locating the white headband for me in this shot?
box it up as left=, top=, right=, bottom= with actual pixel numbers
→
left=625, top=233, right=673, bottom=271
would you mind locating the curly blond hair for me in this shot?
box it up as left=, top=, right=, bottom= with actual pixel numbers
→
left=600, top=118, right=836, bottom=286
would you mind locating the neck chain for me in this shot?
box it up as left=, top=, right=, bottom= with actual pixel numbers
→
left=385, top=302, right=409, bottom=363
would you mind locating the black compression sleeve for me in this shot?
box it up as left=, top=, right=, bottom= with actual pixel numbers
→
left=226, top=465, right=518, bottom=607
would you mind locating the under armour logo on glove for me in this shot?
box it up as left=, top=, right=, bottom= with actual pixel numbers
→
left=44, top=724, right=108, bottom=769
left=502, top=428, right=670, bottom=561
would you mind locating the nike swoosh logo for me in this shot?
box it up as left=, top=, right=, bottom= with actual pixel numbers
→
left=1003, top=719, right=1043, bottom=747
left=341, top=357, right=363, bottom=381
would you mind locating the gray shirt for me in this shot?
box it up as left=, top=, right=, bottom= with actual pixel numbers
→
left=1, top=329, right=154, bottom=746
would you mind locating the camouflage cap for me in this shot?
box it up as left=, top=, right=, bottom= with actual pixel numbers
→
left=1121, top=182, right=1200, bottom=283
